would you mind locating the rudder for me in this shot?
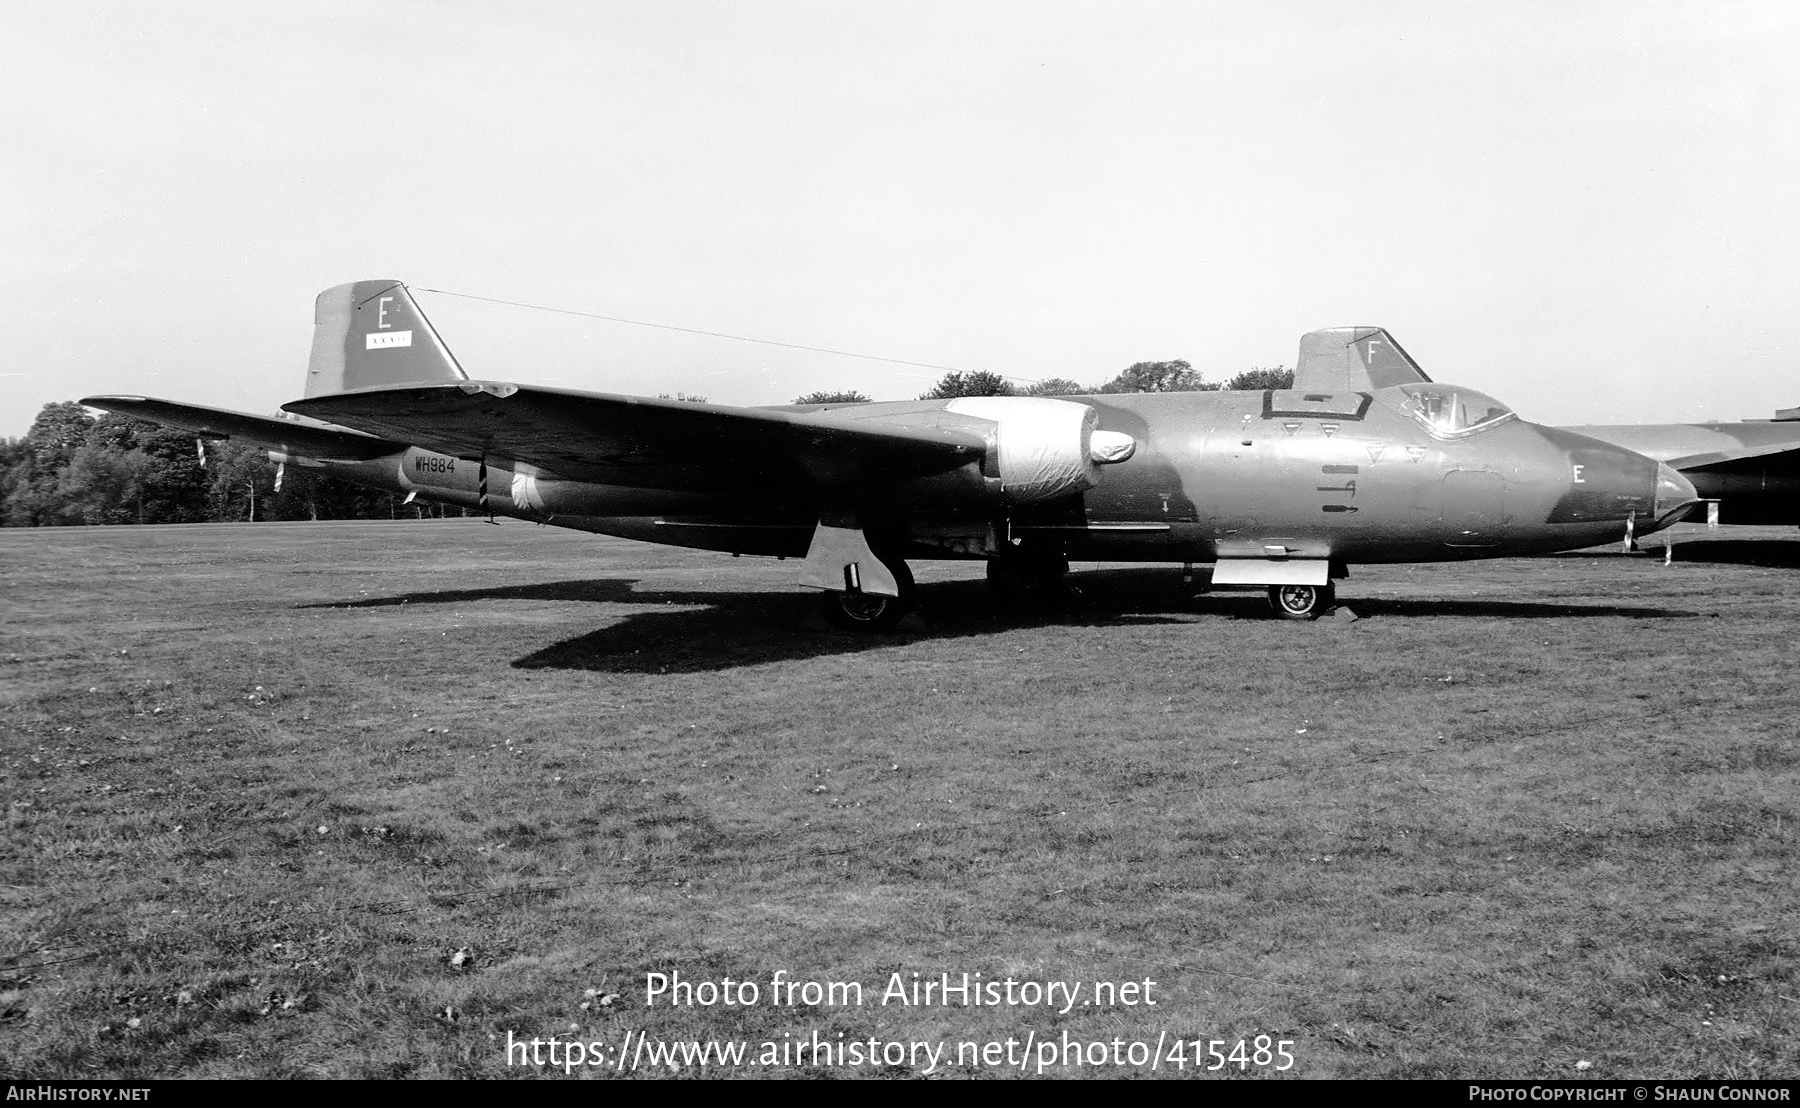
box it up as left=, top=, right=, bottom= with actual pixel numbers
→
left=304, top=280, right=468, bottom=397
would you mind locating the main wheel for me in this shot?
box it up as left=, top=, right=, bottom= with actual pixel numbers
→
left=821, top=556, right=915, bottom=631
left=1267, top=582, right=1333, bottom=620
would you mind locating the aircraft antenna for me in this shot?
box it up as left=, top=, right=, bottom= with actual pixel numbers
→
left=413, top=286, right=1046, bottom=387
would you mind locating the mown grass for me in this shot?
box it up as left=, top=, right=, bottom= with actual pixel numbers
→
left=1, top=520, right=1795, bottom=1078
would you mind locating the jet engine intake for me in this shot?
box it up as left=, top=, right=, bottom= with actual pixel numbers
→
left=944, top=397, right=1135, bottom=504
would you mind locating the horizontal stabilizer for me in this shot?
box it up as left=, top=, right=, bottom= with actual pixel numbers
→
left=1292, top=327, right=1430, bottom=394
left=78, top=396, right=401, bottom=460
left=286, top=383, right=988, bottom=494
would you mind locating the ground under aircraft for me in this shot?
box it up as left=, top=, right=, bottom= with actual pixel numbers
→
left=1564, top=410, right=1800, bottom=529
left=81, top=280, right=1701, bottom=627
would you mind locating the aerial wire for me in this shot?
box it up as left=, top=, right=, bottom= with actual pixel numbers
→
left=413, top=286, right=1043, bottom=386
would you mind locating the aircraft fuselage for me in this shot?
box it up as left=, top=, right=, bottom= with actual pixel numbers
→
left=307, top=385, right=1693, bottom=569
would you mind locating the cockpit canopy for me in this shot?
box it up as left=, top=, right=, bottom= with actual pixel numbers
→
left=1391, top=383, right=1517, bottom=438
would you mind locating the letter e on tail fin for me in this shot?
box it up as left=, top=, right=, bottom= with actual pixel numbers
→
left=304, top=280, right=468, bottom=397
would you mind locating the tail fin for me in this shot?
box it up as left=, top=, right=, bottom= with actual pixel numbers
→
left=1292, top=326, right=1430, bottom=394
left=303, top=280, right=468, bottom=397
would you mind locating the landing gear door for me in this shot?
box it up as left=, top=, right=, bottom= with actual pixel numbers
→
left=798, top=522, right=900, bottom=597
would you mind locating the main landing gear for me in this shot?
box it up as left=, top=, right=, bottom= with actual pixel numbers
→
left=1267, top=583, right=1334, bottom=621
left=820, top=556, right=915, bottom=630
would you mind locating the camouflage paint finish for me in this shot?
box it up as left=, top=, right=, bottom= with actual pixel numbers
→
left=1004, top=388, right=1689, bottom=566
left=306, top=384, right=1688, bottom=571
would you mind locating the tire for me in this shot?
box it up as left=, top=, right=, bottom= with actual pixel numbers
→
left=1267, top=582, right=1333, bottom=620
left=822, top=556, right=914, bottom=630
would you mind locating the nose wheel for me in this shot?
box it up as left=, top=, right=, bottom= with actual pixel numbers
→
left=1268, top=583, right=1334, bottom=620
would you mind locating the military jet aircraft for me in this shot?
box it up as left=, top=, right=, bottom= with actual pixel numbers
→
left=81, top=280, right=1700, bottom=626
left=1564, top=410, right=1800, bottom=528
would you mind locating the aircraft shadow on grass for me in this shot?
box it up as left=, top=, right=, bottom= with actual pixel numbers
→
left=1550, top=539, right=1800, bottom=570
left=299, top=568, right=1696, bottom=675
left=299, top=579, right=668, bottom=608
left=1346, top=597, right=1696, bottom=620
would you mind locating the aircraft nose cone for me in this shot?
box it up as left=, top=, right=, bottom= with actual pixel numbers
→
left=1651, top=461, right=1699, bottom=528
left=1542, top=435, right=1667, bottom=528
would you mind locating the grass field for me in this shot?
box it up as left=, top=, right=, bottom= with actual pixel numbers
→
left=1, top=519, right=1795, bottom=1079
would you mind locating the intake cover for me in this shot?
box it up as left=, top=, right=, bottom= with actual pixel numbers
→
left=944, top=397, right=1135, bottom=504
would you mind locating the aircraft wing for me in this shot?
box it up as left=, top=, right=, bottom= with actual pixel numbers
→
left=78, top=396, right=402, bottom=460
left=284, top=382, right=988, bottom=493
left=1565, top=421, right=1800, bottom=473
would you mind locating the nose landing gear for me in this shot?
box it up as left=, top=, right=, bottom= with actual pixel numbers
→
left=1268, top=582, right=1334, bottom=621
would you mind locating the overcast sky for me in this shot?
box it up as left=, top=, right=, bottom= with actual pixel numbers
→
left=4, top=1, right=1796, bottom=437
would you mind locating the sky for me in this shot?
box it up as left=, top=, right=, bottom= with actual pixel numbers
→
left=4, top=0, right=1797, bottom=438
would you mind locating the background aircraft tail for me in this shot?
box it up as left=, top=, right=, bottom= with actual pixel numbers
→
left=304, top=280, right=468, bottom=397
left=1292, top=326, right=1430, bottom=393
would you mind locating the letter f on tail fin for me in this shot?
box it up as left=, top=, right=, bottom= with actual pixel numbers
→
left=304, top=280, right=468, bottom=397
left=1292, top=326, right=1431, bottom=394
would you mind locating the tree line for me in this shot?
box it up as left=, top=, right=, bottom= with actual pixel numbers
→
left=0, top=402, right=410, bottom=527
left=3, top=362, right=1293, bottom=526
left=796, top=360, right=1292, bottom=404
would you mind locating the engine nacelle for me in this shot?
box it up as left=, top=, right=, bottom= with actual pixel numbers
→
left=944, top=397, right=1136, bottom=504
